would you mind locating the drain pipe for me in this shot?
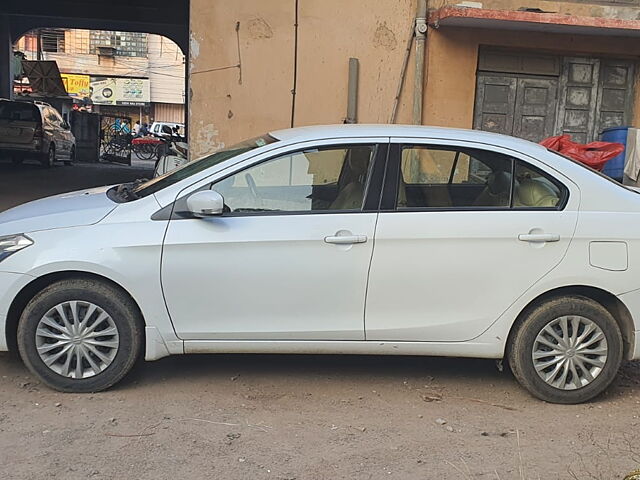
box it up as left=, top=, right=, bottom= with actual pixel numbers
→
left=345, top=57, right=359, bottom=124
left=413, top=0, right=428, bottom=125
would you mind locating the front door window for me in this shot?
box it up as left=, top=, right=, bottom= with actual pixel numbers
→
left=213, top=145, right=376, bottom=213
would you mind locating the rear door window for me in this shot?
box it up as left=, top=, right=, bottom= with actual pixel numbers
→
left=390, top=144, right=568, bottom=210
left=398, top=145, right=514, bottom=208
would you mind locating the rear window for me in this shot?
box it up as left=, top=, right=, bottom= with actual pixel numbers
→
left=0, top=102, right=40, bottom=122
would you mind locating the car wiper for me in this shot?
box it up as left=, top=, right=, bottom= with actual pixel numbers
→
left=114, top=179, right=148, bottom=202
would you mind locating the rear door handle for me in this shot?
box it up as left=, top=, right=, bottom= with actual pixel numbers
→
left=518, top=233, right=560, bottom=243
left=324, top=235, right=368, bottom=245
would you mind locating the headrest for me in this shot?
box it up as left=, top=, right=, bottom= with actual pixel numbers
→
left=516, top=179, right=559, bottom=207
left=487, top=171, right=512, bottom=195
left=347, top=148, right=371, bottom=176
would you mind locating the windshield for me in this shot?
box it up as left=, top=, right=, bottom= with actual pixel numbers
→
left=132, top=134, right=278, bottom=198
left=0, top=101, right=40, bottom=122
left=546, top=148, right=639, bottom=194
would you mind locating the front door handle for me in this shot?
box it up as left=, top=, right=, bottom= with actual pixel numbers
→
left=324, top=234, right=368, bottom=245
left=518, top=233, right=560, bottom=243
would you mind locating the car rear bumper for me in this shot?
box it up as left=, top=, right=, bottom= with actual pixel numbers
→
left=0, top=144, right=44, bottom=155
left=0, top=271, right=34, bottom=351
left=633, top=331, right=640, bottom=361
left=617, top=289, right=640, bottom=360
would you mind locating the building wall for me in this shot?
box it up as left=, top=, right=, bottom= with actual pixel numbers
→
left=188, top=0, right=640, bottom=157
left=15, top=29, right=186, bottom=124
left=189, top=0, right=416, bottom=158
left=423, top=27, right=640, bottom=131
left=16, top=30, right=149, bottom=77
left=153, top=102, right=185, bottom=123
left=148, top=34, right=185, bottom=105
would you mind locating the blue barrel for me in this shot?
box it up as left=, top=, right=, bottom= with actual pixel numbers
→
left=601, top=127, right=628, bottom=181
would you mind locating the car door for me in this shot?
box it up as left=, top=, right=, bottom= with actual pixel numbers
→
left=161, top=139, right=388, bottom=340
left=44, top=108, right=66, bottom=158
left=51, top=108, right=72, bottom=159
left=365, top=139, right=579, bottom=342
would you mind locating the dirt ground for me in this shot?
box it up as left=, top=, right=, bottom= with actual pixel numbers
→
left=0, top=354, right=639, bottom=480
left=1, top=160, right=640, bottom=480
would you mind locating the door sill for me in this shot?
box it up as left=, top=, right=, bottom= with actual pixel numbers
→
left=183, top=339, right=502, bottom=359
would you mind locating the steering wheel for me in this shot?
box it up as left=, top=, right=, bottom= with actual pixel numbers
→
left=245, top=173, right=259, bottom=201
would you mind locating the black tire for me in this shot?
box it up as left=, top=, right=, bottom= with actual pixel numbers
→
left=508, top=295, right=623, bottom=404
left=42, top=143, right=55, bottom=168
left=64, top=146, right=75, bottom=166
left=17, top=278, right=144, bottom=393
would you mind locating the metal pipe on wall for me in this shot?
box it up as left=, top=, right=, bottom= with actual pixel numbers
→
left=345, top=57, right=359, bottom=124
left=389, top=22, right=415, bottom=124
left=413, top=0, right=428, bottom=125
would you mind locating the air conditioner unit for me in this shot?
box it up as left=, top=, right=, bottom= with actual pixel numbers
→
left=97, top=46, right=116, bottom=57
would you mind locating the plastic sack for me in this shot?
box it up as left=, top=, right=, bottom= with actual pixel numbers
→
left=540, top=134, right=625, bottom=171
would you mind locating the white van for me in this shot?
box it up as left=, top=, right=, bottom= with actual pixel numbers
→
left=150, top=121, right=184, bottom=138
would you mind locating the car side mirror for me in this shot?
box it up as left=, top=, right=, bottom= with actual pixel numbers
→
left=161, top=125, right=173, bottom=134
left=186, top=190, right=224, bottom=217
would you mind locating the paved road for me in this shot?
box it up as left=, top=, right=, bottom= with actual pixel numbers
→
left=0, top=160, right=153, bottom=212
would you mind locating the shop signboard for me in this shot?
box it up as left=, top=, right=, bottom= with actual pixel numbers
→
left=90, top=77, right=150, bottom=106
left=61, top=74, right=91, bottom=98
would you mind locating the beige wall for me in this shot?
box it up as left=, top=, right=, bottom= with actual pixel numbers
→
left=189, top=0, right=295, bottom=157
left=189, top=0, right=640, bottom=157
left=189, top=0, right=417, bottom=158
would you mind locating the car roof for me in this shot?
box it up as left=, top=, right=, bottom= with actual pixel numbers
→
left=269, top=124, right=548, bottom=154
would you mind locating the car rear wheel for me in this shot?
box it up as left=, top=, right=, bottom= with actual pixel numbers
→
left=508, top=295, right=623, bottom=404
left=17, top=278, right=144, bottom=393
left=42, top=144, right=55, bottom=168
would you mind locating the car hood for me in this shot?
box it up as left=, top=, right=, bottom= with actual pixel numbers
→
left=0, top=186, right=117, bottom=236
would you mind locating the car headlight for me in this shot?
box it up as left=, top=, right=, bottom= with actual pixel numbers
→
left=0, top=234, right=34, bottom=262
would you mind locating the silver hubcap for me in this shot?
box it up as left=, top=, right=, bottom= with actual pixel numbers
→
left=532, top=315, right=608, bottom=390
left=35, top=301, right=119, bottom=379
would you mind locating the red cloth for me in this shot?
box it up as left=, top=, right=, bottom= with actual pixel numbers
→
left=131, top=136, right=163, bottom=145
left=540, top=134, right=625, bottom=171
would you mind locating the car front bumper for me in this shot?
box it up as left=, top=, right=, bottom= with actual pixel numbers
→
left=0, top=271, right=34, bottom=351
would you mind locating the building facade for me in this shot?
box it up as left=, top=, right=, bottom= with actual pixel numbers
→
left=14, top=29, right=185, bottom=125
left=188, top=0, right=640, bottom=159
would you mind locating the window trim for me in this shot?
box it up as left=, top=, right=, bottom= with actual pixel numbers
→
left=383, top=142, right=569, bottom=212
left=155, top=142, right=388, bottom=220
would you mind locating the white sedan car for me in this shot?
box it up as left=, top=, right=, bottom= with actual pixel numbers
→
left=0, top=125, right=638, bottom=403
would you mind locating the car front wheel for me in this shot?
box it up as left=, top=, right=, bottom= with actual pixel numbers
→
left=64, top=146, right=75, bottom=166
left=508, top=295, right=623, bottom=404
left=17, top=278, right=143, bottom=393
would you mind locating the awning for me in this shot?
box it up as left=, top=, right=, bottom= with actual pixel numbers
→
left=429, top=6, right=640, bottom=37
left=21, top=60, right=67, bottom=96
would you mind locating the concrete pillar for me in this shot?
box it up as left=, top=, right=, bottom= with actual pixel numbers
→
left=0, top=15, right=11, bottom=99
